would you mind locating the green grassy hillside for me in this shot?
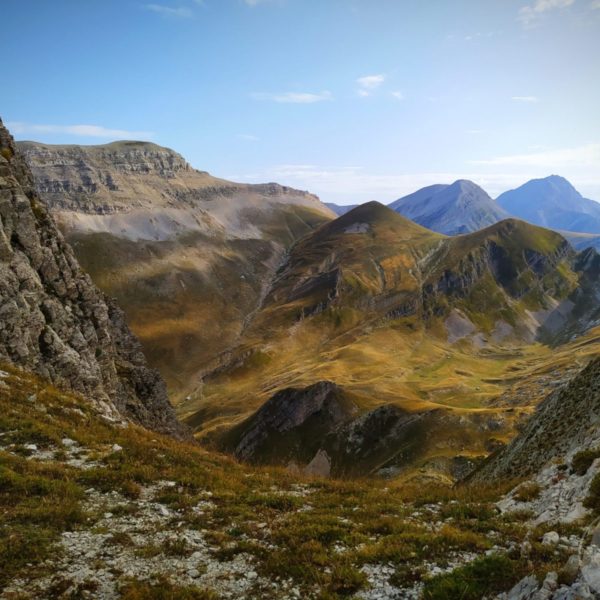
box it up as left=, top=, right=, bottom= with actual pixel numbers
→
left=0, top=364, right=580, bottom=599
left=182, top=205, right=593, bottom=479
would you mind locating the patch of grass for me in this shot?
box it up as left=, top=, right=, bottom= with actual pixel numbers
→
left=1, top=146, right=13, bottom=160
left=105, top=532, right=135, bottom=547
left=572, top=448, right=600, bottom=475
left=422, top=554, right=526, bottom=600
left=584, top=473, right=600, bottom=512
left=513, top=482, right=542, bottom=503
left=327, top=562, right=368, bottom=595
left=120, top=576, right=219, bottom=600
left=162, top=537, right=192, bottom=557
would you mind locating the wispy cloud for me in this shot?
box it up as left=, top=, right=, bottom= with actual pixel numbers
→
left=511, top=95, right=539, bottom=102
left=7, top=122, right=154, bottom=140
left=234, top=164, right=557, bottom=202
left=391, top=91, right=405, bottom=101
left=231, top=158, right=600, bottom=204
left=251, top=91, right=333, bottom=104
left=238, top=134, right=260, bottom=141
left=518, top=0, right=575, bottom=26
left=244, top=0, right=276, bottom=5
left=356, top=74, right=385, bottom=97
left=470, top=143, right=600, bottom=167
left=144, top=4, right=194, bottom=18
left=591, top=0, right=600, bottom=8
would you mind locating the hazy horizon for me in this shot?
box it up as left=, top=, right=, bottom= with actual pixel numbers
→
left=3, top=0, right=599, bottom=204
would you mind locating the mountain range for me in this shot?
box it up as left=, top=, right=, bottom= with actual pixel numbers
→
left=497, top=175, right=600, bottom=234
left=16, top=134, right=600, bottom=481
left=388, top=179, right=510, bottom=235
left=5, top=118, right=600, bottom=597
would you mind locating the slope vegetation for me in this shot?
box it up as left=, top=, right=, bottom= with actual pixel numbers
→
left=184, top=203, right=598, bottom=478
left=18, top=140, right=335, bottom=402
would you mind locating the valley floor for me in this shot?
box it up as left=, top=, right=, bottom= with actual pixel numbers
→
left=3, top=366, right=600, bottom=599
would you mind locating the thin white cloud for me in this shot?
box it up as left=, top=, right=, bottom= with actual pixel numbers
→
left=511, top=96, right=539, bottom=102
left=518, top=0, right=575, bottom=26
left=244, top=0, right=278, bottom=5
left=7, top=122, right=154, bottom=140
left=470, top=143, right=600, bottom=167
left=391, top=91, right=405, bottom=101
left=356, top=74, right=385, bottom=97
left=238, top=134, right=260, bottom=141
left=233, top=162, right=600, bottom=204
left=591, top=0, right=600, bottom=8
left=251, top=91, right=333, bottom=104
left=144, top=4, right=193, bottom=18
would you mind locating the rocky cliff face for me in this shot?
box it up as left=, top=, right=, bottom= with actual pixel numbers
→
left=224, top=380, right=494, bottom=479
left=0, top=119, right=186, bottom=438
left=473, top=356, right=600, bottom=481
left=229, top=381, right=357, bottom=468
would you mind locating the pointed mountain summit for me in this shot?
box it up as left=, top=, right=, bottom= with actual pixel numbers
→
left=496, top=175, right=600, bottom=234
left=388, top=179, right=509, bottom=235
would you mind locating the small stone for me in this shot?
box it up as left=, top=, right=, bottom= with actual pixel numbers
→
left=111, top=444, right=123, bottom=452
left=62, top=438, right=77, bottom=448
left=247, top=571, right=257, bottom=580
left=542, top=531, right=560, bottom=546
left=24, top=443, right=37, bottom=451
left=560, top=554, right=580, bottom=584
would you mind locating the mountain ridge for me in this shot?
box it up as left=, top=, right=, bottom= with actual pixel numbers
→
left=388, top=179, right=509, bottom=235
left=497, top=175, right=600, bottom=234
left=19, top=139, right=336, bottom=402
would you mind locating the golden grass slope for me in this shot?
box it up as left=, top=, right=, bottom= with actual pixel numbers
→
left=181, top=204, right=599, bottom=478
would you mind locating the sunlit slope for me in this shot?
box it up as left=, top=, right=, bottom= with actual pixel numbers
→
left=182, top=203, right=597, bottom=476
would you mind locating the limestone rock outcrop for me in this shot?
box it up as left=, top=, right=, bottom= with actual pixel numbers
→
left=0, top=118, right=186, bottom=438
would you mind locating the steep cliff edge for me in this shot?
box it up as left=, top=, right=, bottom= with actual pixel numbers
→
left=0, top=119, right=186, bottom=438
left=473, top=356, right=600, bottom=481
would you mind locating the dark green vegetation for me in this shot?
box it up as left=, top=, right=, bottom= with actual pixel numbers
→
left=572, top=447, right=600, bottom=476
left=422, top=554, right=525, bottom=600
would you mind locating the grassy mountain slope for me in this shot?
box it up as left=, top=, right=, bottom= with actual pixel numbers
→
left=18, top=140, right=335, bottom=403
left=1, top=363, right=584, bottom=599
left=183, top=203, right=598, bottom=478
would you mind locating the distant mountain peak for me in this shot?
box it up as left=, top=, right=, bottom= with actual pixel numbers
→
left=388, top=179, right=507, bottom=235
left=497, top=175, right=600, bottom=234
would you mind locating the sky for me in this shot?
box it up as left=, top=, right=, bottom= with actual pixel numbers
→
left=3, top=0, right=600, bottom=204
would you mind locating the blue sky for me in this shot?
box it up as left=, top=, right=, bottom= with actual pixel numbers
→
left=3, top=0, right=600, bottom=204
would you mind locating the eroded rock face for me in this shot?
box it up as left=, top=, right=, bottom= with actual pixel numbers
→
left=473, top=357, right=600, bottom=481
left=232, top=381, right=357, bottom=464
left=228, top=381, right=461, bottom=478
left=0, top=119, right=186, bottom=438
